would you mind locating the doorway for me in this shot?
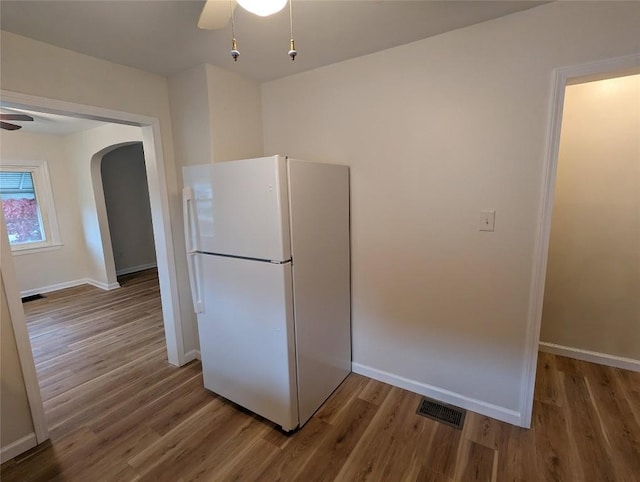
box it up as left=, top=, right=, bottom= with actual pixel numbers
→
left=538, top=73, right=640, bottom=367
left=0, top=91, right=186, bottom=444
left=519, top=54, right=640, bottom=428
left=101, top=143, right=157, bottom=277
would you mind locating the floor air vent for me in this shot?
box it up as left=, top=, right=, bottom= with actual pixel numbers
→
left=22, top=294, right=45, bottom=303
left=416, top=397, right=466, bottom=429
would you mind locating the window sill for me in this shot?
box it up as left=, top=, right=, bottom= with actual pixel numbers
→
left=11, top=243, right=64, bottom=256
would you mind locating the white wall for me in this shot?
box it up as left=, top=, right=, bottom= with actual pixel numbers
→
left=0, top=130, right=88, bottom=294
left=262, top=2, right=640, bottom=422
left=66, top=124, right=143, bottom=287
left=168, top=64, right=214, bottom=167
left=541, top=74, right=640, bottom=360
left=169, top=64, right=263, bottom=165
left=0, top=271, right=36, bottom=462
left=206, top=64, right=263, bottom=162
left=0, top=30, right=198, bottom=356
left=101, top=143, right=157, bottom=275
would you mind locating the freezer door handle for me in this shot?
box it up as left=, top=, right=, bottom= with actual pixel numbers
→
left=183, top=187, right=204, bottom=314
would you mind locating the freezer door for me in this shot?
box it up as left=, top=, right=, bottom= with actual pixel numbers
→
left=183, top=164, right=214, bottom=253
left=183, top=156, right=291, bottom=261
left=197, top=254, right=299, bottom=431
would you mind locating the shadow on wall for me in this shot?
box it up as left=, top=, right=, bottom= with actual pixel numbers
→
left=100, top=143, right=157, bottom=277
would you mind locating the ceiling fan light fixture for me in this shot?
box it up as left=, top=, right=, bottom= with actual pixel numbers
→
left=237, top=0, right=287, bottom=17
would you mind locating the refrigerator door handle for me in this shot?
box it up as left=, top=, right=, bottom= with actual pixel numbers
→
left=183, top=187, right=204, bottom=314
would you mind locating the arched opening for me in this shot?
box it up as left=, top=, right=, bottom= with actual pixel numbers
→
left=99, top=143, right=157, bottom=278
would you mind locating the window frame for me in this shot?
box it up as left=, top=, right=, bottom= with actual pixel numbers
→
left=0, top=160, right=62, bottom=254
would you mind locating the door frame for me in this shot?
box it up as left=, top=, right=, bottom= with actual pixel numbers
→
left=519, top=53, right=640, bottom=428
left=0, top=90, right=188, bottom=441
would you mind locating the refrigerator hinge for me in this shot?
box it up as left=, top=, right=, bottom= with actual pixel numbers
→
left=270, top=259, right=292, bottom=264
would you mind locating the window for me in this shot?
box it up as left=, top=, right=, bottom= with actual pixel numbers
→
left=0, top=161, right=61, bottom=253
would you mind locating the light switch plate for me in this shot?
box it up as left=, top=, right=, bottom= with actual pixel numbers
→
left=480, top=210, right=495, bottom=232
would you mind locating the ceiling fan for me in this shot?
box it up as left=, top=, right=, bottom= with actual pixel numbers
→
left=0, top=113, right=34, bottom=131
left=198, top=0, right=297, bottom=61
left=198, top=0, right=288, bottom=29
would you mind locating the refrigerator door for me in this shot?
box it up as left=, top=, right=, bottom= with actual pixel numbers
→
left=197, top=253, right=299, bottom=431
left=183, top=156, right=291, bottom=262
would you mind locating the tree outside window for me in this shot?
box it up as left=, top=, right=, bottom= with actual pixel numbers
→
left=0, top=161, right=61, bottom=253
left=0, top=171, right=46, bottom=244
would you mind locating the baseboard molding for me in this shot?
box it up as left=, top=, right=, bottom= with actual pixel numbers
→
left=0, top=433, right=37, bottom=464
left=20, top=278, right=120, bottom=297
left=183, top=350, right=201, bottom=364
left=539, top=342, right=640, bottom=372
left=116, top=263, right=157, bottom=276
left=21, top=279, right=87, bottom=297
left=86, top=279, right=121, bottom=291
left=352, top=362, right=522, bottom=426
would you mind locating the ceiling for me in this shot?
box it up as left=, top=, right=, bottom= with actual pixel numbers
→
left=0, top=0, right=546, bottom=83
left=1, top=108, right=107, bottom=135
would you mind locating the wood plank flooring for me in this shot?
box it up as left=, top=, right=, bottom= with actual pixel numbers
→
left=1, top=269, right=639, bottom=481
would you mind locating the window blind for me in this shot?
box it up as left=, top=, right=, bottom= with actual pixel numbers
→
left=0, top=171, right=35, bottom=194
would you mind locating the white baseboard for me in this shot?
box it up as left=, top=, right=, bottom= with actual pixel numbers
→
left=21, top=278, right=89, bottom=297
left=183, top=350, right=201, bottom=363
left=0, top=432, right=37, bottom=464
left=352, top=362, right=523, bottom=427
left=116, top=263, right=157, bottom=276
left=20, top=278, right=120, bottom=297
left=539, top=342, right=640, bottom=372
left=86, top=279, right=120, bottom=291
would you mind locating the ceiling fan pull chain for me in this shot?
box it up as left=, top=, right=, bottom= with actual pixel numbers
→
left=288, top=0, right=297, bottom=61
left=230, top=0, right=240, bottom=61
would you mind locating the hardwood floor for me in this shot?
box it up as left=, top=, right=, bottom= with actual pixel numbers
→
left=1, top=269, right=639, bottom=481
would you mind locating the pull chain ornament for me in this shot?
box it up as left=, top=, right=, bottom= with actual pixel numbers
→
left=230, top=0, right=239, bottom=61
left=288, top=0, right=297, bottom=61
left=231, top=37, right=240, bottom=62
left=288, top=39, right=297, bottom=61
left=227, top=0, right=297, bottom=62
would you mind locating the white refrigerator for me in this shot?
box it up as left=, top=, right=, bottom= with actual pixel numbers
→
left=182, top=155, right=351, bottom=431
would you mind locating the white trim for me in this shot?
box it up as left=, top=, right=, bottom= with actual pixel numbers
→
left=0, top=90, right=186, bottom=367
left=20, top=278, right=88, bottom=297
left=116, top=262, right=157, bottom=276
left=11, top=242, right=63, bottom=256
left=86, top=279, right=121, bottom=291
left=520, top=53, right=640, bottom=429
left=183, top=349, right=201, bottom=363
left=352, top=362, right=522, bottom=426
left=140, top=123, right=185, bottom=366
left=0, top=209, right=49, bottom=444
left=0, top=433, right=37, bottom=464
left=19, top=278, right=121, bottom=297
left=539, top=342, right=640, bottom=373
